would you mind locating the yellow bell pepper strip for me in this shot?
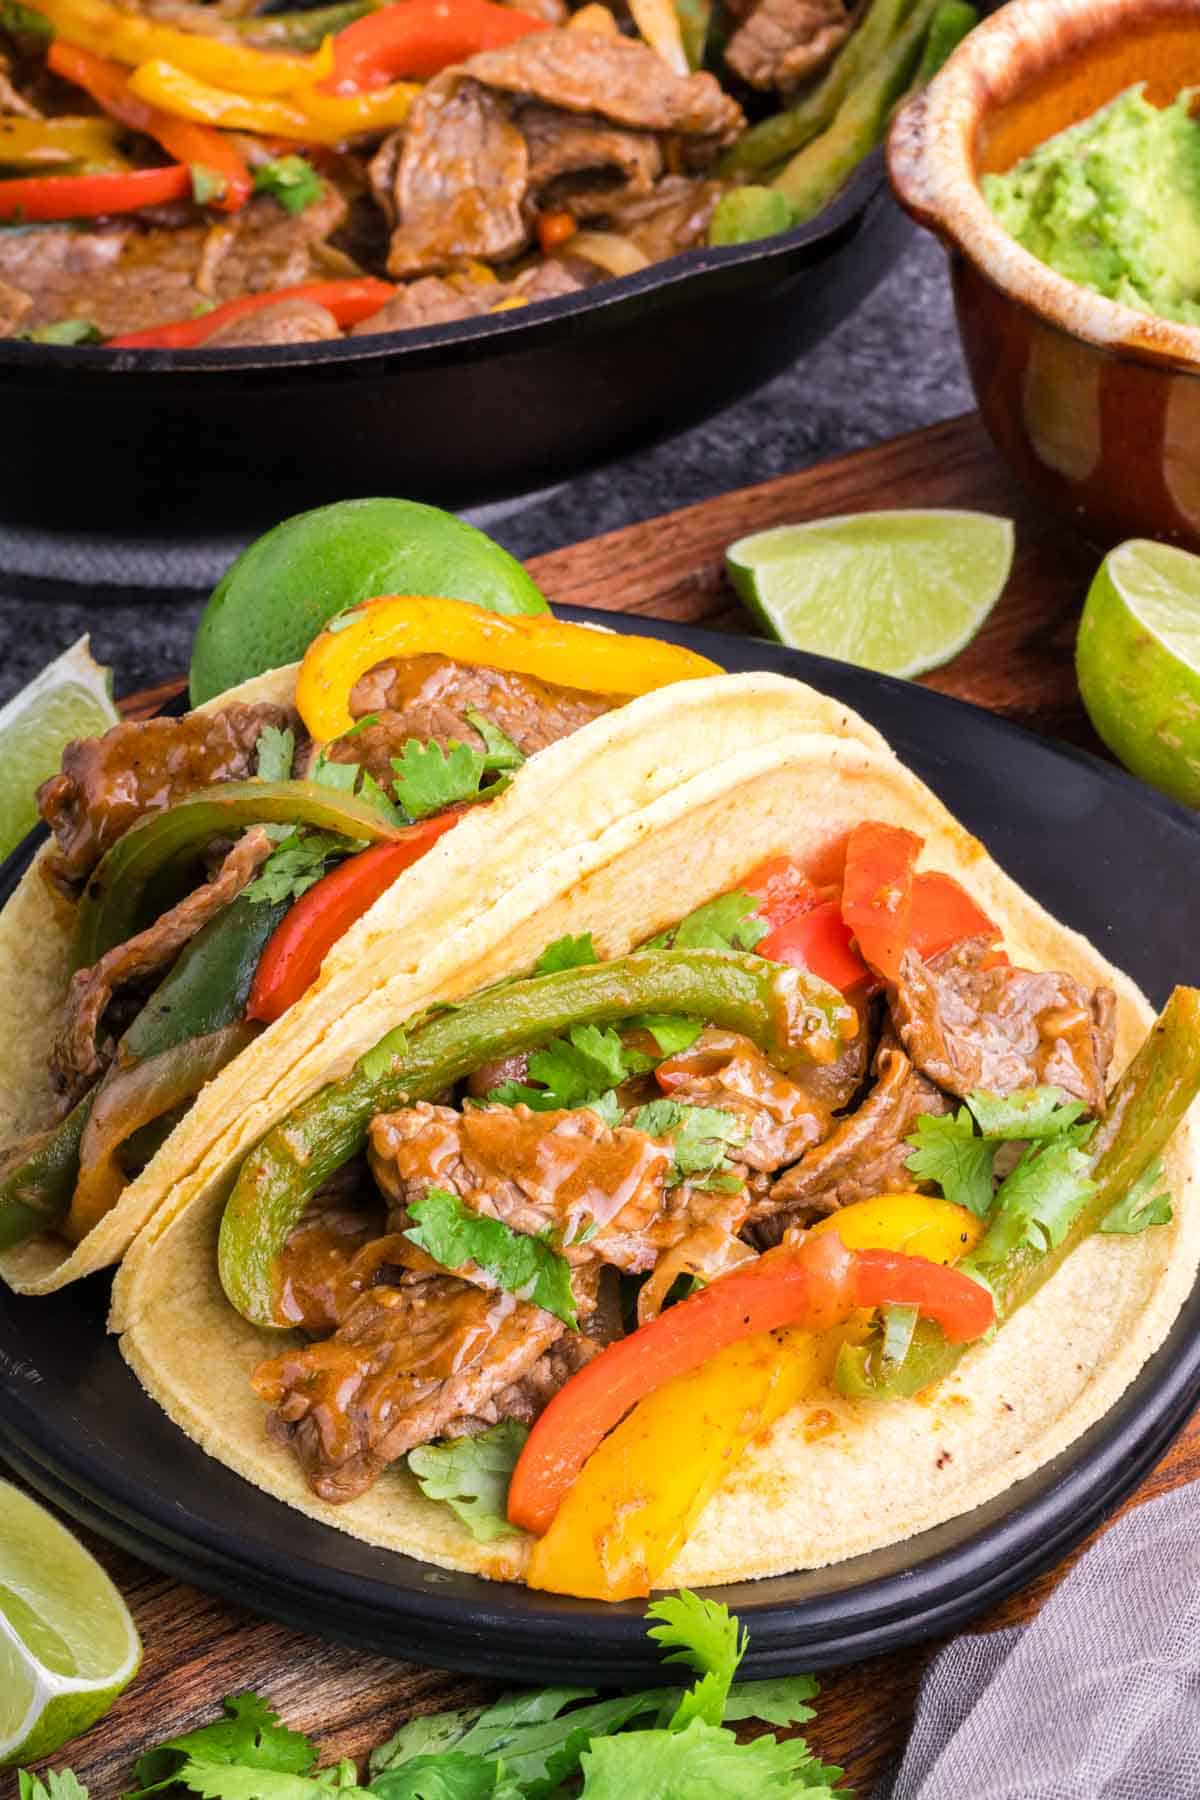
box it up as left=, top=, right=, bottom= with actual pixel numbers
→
left=127, top=59, right=419, bottom=146
left=0, top=114, right=126, bottom=169
left=526, top=1193, right=983, bottom=1599
left=295, top=594, right=725, bottom=742
left=24, top=0, right=332, bottom=93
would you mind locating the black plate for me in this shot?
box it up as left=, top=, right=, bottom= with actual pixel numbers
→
left=3, top=611, right=1199, bottom=1684
left=0, top=157, right=909, bottom=529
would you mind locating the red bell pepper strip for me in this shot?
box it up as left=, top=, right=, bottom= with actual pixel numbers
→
left=107, top=277, right=395, bottom=348
left=0, top=161, right=191, bottom=220
left=506, top=1233, right=994, bottom=1535
left=247, top=811, right=464, bottom=1025
left=909, top=871, right=1002, bottom=962
left=758, top=898, right=871, bottom=994
left=323, top=0, right=549, bottom=92
left=741, top=853, right=825, bottom=929
left=47, top=40, right=252, bottom=213
left=840, top=821, right=923, bottom=983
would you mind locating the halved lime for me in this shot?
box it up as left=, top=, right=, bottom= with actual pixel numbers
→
left=1077, top=539, right=1200, bottom=807
left=0, top=639, right=117, bottom=861
left=726, top=509, right=1015, bottom=677
left=1, top=1481, right=140, bottom=1766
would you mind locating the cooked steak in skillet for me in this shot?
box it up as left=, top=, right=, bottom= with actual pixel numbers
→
left=725, top=0, right=853, bottom=91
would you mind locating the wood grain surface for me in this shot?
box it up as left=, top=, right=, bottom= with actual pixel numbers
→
left=18, top=411, right=1198, bottom=1799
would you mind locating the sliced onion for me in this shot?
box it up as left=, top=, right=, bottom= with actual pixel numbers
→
left=627, top=0, right=689, bottom=73
left=636, top=1224, right=758, bottom=1326
left=563, top=231, right=650, bottom=278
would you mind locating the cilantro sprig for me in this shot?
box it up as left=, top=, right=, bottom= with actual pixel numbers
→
left=646, top=890, right=768, bottom=954
left=408, top=1419, right=528, bottom=1543
left=243, top=829, right=355, bottom=906
left=404, top=1187, right=578, bottom=1328
left=633, top=1099, right=747, bottom=1191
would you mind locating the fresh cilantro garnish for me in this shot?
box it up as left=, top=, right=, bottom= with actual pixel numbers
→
left=173, top=1760, right=369, bottom=1795
left=646, top=890, right=768, bottom=955
left=404, top=1187, right=578, bottom=1328
left=124, top=1693, right=316, bottom=1797
left=1100, top=1158, right=1174, bottom=1235
left=625, top=1014, right=704, bottom=1055
left=190, top=162, right=226, bottom=206
left=243, top=830, right=351, bottom=906
left=532, top=932, right=597, bottom=975
left=464, top=708, right=524, bottom=773
left=309, top=755, right=359, bottom=794
left=253, top=154, right=324, bottom=215
left=965, top=1086, right=1086, bottom=1139
left=407, top=1419, right=528, bottom=1542
left=905, top=1108, right=997, bottom=1218
left=359, top=1026, right=407, bottom=1083
left=721, top=1674, right=819, bottom=1726
left=390, top=739, right=503, bottom=821
left=255, top=724, right=295, bottom=783
left=974, top=1131, right=1096, bottom=1261
left=24, top=317, right=102, bottom=345
left=649, top=1589, right=746, bottom=1729
left=585, top=1089, right=623, bottom=1128
left=306, top=740, right=408, bottom=830
left=633, top=1099, right=746, bottom=1190
left=579, top=1715, right=844, bottom=1796
left=487, top=1025, right=653, bottom=1114
left=19, top=1775, right=90, bottom=1800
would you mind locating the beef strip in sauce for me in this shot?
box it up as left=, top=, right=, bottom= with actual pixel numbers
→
left=724, top=0, right=853, bottom=92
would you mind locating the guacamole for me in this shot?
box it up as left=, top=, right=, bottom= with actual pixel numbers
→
left=982, top=85, right=1200, bottom=326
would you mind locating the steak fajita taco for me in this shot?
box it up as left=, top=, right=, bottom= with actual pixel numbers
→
left=2, top=594, right=887, bottom=1297
left=111, top=688, right=1200, bottom=1596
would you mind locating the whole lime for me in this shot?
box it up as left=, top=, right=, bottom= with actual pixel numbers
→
left=189, top=497, right=548, bottom=704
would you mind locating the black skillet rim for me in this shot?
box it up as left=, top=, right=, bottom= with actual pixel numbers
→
left=2, top=611, right=1199, bottom=1683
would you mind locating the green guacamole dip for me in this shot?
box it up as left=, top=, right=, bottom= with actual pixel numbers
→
left=982, top=85, right=1200, bottom=326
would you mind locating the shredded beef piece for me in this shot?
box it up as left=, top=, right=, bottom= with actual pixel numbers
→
left=654, top=1027, right=857, bottom=1173
left=253, top=1276, right=563, bottom=1501
left=520, top=103, right=662, bottom=215
left=0, top=275, right=31, bottom=334
left=602, top=175, right=725, bottom=260
left=445, top=1329, right=602, bottom=1436
left=350, top=273, right=481, bottom=335
left=890, top=938, right=1117, bottom=1113
left=465, top=1051, right=530, bottom=1100
left=758, top=1043, right=950, bottom=1230
left=37, top=701, right=295, bottom=897
left=725, top=0, right=852, bottom=92
left=202, top=297, right=340, bottom=347
left=49, top=826, right=274, bottom=1104
left=385, top=76, right=529, bottom=276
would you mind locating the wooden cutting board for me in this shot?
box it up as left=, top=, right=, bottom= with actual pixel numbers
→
left=23, top=411, right=1200, bottom=1798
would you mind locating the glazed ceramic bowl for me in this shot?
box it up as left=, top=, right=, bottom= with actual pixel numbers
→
left=888, top=0, right=1200, bottom=551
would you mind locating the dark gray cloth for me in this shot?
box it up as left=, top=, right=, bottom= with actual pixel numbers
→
left=0, top=232, right=970, bottom=708
left=878, top=1487, right=1200, bottom=1800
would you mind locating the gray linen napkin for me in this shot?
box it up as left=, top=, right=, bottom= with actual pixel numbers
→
left=877, top=1485, right=1200, bottom=1799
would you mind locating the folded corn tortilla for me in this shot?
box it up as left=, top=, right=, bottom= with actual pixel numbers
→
left=111, top=692, right=1199, bottom=1585
left=1, top=667, right=882, bottom=1293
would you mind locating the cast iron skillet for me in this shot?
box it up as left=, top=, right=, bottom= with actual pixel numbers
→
left=0, top=146, right=910, bottom=529
left=1, top=613, right=1199, bottom=1682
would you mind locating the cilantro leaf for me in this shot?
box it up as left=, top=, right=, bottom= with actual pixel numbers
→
left=532, top=933, right=597, bottom=975
left=390, top=741, right=498, bottom=822
left=253, top=154, right=324, bottom=215
left=404, top=1188, right=577, bottom=1327
left=359, top=1026, right=406, bottom=1084
left=243, top=830, right=350, bottom=906
left=255, top=725, right=295, bottom=784
left=1100, top=1159, right=1174, bottom=1235
left=722, top=1674, right=819, bottom=1727
left=646, top=891, right=767, bottom=954
left=367, top=1751, right=506, bottom=1796
left=19, top=1774, right=89, bottom=1800
left=975, top=1133, right=1096, bottom=1261
left=625, top=1014, right=704, bottom=1055
left=126, top=1694, right=316, bottom=1797
left=965, top=1086, right=1086, bottom=1140
left=647, top=1591, right=746, bottom=1731
left=463, top=709, right=524, bottom=773
left=309, top=755, right=360, bottom=795
left=368, top=1712, right=485, bottom=1774
left=584, top=1090, right=623, bottom=1127
left=407, top=1420, right=528, bottom=1542
left=174, top=1760, right=371, bottom=1796
left=487, top=1025, right=651, bottom=1115
left=905, top=1108, right=997, bottom=1218
left=578, top=1717, right=845, bottom=1797
left=633, top=1100, right=746, bottom=1190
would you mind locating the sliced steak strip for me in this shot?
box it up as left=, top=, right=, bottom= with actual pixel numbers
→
left=653, top=1027, right=850, bottom=1173
left=348, top=653, right=611, bottom=749
left=202, top=297, right=339, bottom=346
left=890, top=938, right=1117, bottom=1113
left=759, top=1042, right=950, bottom=1224
left=49, top=826, right=274, bottom=1103
left=253, top=1276, right=564, bottom=1501
left=38, top=701, right=294, bottom=897
left=444, top=1328, right=602, bottom=1436
left=724, top=0, right=852, bottom=92
left=602, top=174, right=725, bottom=260
left=520, top=103, right=662, bottom=215
left=386, top=76, right=528, bottom=276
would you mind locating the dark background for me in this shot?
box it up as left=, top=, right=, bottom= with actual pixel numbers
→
left=0, top=233, right=972, bottom=707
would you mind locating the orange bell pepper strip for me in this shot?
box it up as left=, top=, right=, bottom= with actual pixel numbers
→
left=840, top=820, right=923, bottom=983
left=127, top=58, right=418, bottom=146
left=295, top=595, right=724, bottom=742
left=323, top=0, right=549, bottom=93
left=0, top=161, right=190, bottom=219
left=507, top=1230, right=993, bottom=1537
left=247, top=812, right=464, bottom=1024
left=25, top=0, right=331, bottom=92
left=47, top=40, right=252, bottom=213
left=526, top=1194, right=985, bottom=1600
left=107, top=278, right=395, bottom=348
left=909, top=870, right=1003, bottom=962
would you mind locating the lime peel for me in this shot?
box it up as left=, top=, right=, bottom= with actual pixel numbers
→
left=0, top=638, right=117, bottom=863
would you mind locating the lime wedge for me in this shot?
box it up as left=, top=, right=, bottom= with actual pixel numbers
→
left=726, top=509, right=1015, bottom=677
left=1077, top=539, right=1200, bottom=807
left=0, top=639, right=117, bottom=862
left=1, top=1481, right=140, bottom=1766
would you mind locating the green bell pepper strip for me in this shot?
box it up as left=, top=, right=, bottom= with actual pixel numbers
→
left=235, top=0, right=371, bottom=47
left=836, top=985, right=1200, bottom=1400
left=0, top=1094, right=92, bottom=1252
left=913, top=0, right=977, bottom=83
left=219, top=947, right=856, bottom=1327
left=675, top=0, right=712, bottom=69
left=74, top=779, right=404, bottom=969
